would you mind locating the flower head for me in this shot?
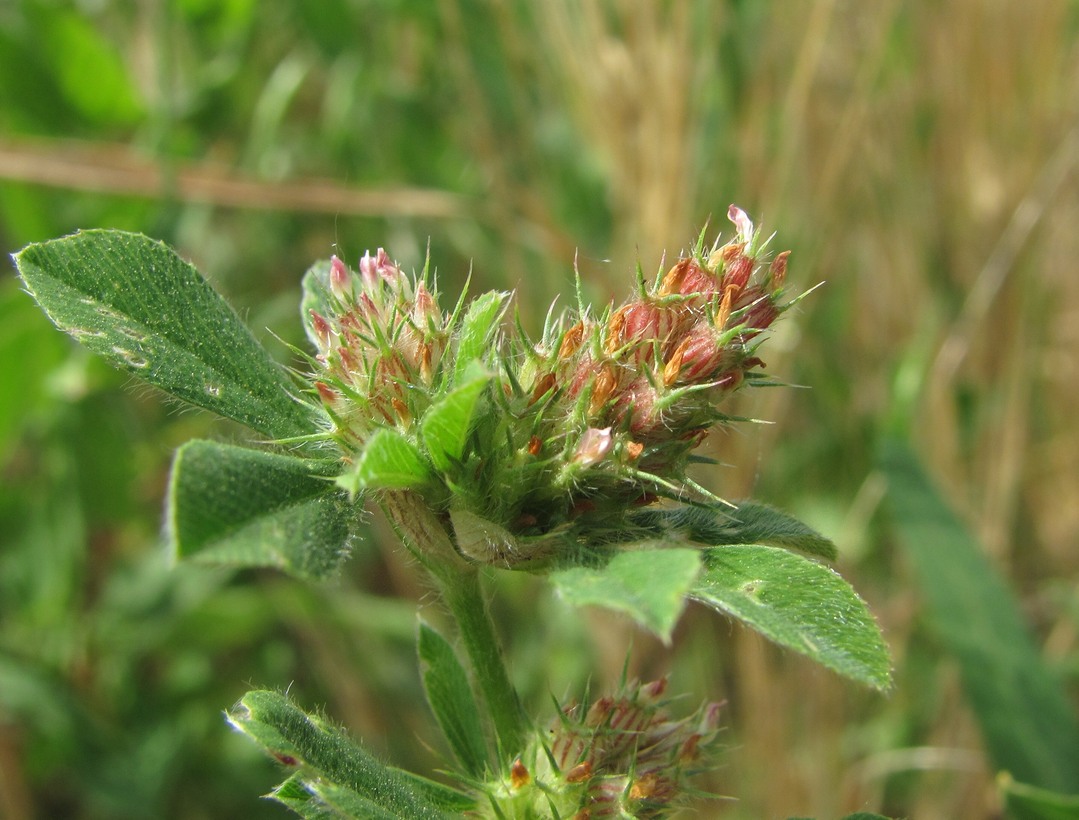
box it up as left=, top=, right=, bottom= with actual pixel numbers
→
left=480, top=678, right=724, bottom=818
left=308, top=207, right=796, bottom=567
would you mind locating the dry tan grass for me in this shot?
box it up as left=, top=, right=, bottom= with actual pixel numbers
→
left=435, top=2, right=1079, bottom=816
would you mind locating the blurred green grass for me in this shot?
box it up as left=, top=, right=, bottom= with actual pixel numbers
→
left=2, top=1, right=1077, bottom=817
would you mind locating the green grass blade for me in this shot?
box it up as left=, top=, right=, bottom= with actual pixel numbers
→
left=880, top=438, right=1079, bottom=791
left=418, top=620, right=490, bottom=777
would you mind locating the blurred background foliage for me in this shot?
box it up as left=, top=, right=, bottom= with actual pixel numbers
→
left=2, top=1, right=1078, bottom=818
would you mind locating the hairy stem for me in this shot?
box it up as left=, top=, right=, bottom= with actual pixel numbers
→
left=380, top=491, right=527, bottom=762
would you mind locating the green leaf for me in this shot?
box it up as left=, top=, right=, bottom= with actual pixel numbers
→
left=629, top=501, right=837, bottom=560
left=338, top=428, right=433, bottom=494
left=168, top=440, right=353, bottom=580
left=881, top=439, right=1079, bottom=792
left=228, top=690, right=453, bottom=819
left=418, top=620, right=489, bottom=777
left=14, top=230, right=316, bottom=439
left=550, top=547, right=702, bottom=643
left=691, top=545, right=891, bottom=690
left=421, top=369, right=491, bottom=473
left=36, top=8, right=144, bottom=125
left=271, top=772, right=358, bottom=820
left=998, top=773, right=1079, bottom=820
left=452, top=290, right=508, bottom=383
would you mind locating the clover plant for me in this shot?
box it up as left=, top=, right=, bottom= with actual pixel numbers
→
left=14, top=206, right=890, bottom=818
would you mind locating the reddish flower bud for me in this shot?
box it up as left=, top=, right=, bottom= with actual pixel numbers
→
left=359, top=250, right=379, bottom=289
left=412, top=281, right=439, bottom=329
left=659, top=258, right=719, bottom=299
left=309, top=310, right=333, bottom=348
left=330, top=255, right=352, bottom=300
left=721, top=252, right=753, bottom=295
left=359, top=247, right=402, bottom=290
left=663, top=324, right=723, bottom=386
left=742, top=292, right=779, bottom=332
left=315, top=381, right=339, bottom=404
left=586, top=695, right=615, bottom=727
left=606, top=300, right=678, bottom=364
left=529, top=372, right=556, bottom=405
left=642, top=677, right=668, bottom=701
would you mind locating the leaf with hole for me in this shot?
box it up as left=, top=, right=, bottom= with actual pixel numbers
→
left=691, top=545, right=891, bottom=690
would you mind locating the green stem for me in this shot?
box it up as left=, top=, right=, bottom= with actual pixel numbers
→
left=380, top=492, right=526, bottom=762
left=437, top=565, right=527, bottom=760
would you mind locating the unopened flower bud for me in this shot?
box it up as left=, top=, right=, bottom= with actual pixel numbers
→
left=359, top=250, right=379, bottom=289
left=565, top=760, right=593, bottom=783
left=713, top=287, right=735, bottom=331
left=585, top=696, right=615, bottom=727
left=574, top=427, right=613, bottom=466
left=642, top=677, right=668, bottom=701
left=606, top=300, right=677, bottom=363
left=663, top=324, right=725, bottom=386
left=659, top=258, right=719, bottom=299
left=529, top=372, right=556, bottom=405
left=330, top=255, right=352, bottom=300
left=309, top=310, right=333, bottom=348
left=412, top=281, right=439, bottom=330
left=740, top=290, right=780, bottom=332
left=720, top=251, right=753, bottom=295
